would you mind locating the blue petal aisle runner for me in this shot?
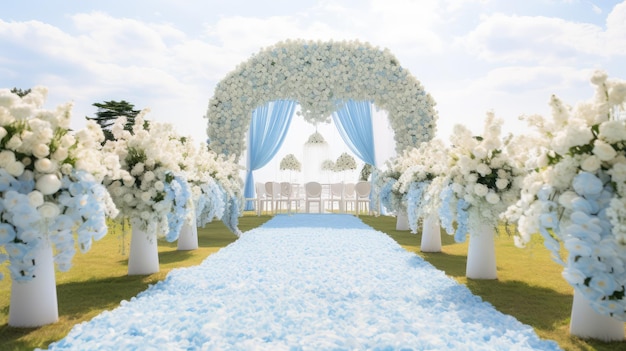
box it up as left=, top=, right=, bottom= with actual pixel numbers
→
left=45, top=214, right=561, bottom=351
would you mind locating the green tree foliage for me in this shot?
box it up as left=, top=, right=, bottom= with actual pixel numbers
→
left=86, top=100, right=141, bottom=142
left=10, top=88, right=31, bottom=97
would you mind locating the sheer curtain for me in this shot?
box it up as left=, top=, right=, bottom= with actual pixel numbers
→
left=331, top=100, right=376, bottom=166
left=332, top=99, right=379, bottom=213
left=244, top=100, right=297, bottom=210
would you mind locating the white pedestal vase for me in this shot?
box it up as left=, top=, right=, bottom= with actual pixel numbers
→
left=396, top=210, right=409, bottom=231
left=466, top=224, right=497, bottom=279
left=128, top=225, right=159, bottom=275
left=420, top=214, right=442, bottom=252
left=177, top=219, right=198, bottom=251
left=570, top=290, right=625, bottom=341
left=8, top=240, right=59, bottom=327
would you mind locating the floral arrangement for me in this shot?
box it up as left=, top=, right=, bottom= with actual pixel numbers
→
left=279, top=154, right=301, bottom=171
left=173, top=137, right=227, bottom=229
left=206, top=39, right=438, bottom=160
left=439, top=112, right=523, bottom=242
left=505, top=71, right=626, bottom=320
left=334, top=152, right=357, bottom=172
left=393, top=139, right=449, bottom=233
left=305, top=131, right=327, bottom=145
left=103, top=114, right=191, bottom=241
left=321, top=159, right=335, bottom=171
left=0, top=87, right=118, bottom=281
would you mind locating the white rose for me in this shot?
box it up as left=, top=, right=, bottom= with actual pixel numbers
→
left=0, top=127, right=6, bottom=140
left=474, top=183, right=489, bottom=197
left=495, top=178, right=509, bottom=190
left=51, top=147, right=68, bottom=162
left=580, top=155, right=601, bottom=172
left=476, top=163, right=491, bottom=176
left=38, top=202, right=60, bottom=219
left=5, top=134, right=22, bottom=150
left=123, top=193, right=135, bottom=203
left=32, top=143, right=50, bottom=158
left=154, top=181, right=165, bottom=191
left=140, top=191, right=152, bottom=203
left=558, top=190, right=578, bottom=209
left=593, top=140, right=617, bottom=161
left=0, top=150, right=16, bottom=167
left=5, top=161, right=24, bottom=177
left=36, top=174, right=62, bottom=195
left=486, top=192, right=500, bottom=204
left=34, top=158, right=58, bottom=173
left=143, top=171, right=155, bottom=183
left=27, top=190, right=44, bottom=208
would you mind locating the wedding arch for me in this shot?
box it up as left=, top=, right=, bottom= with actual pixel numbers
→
left=205, top=39, right=439, bottom=160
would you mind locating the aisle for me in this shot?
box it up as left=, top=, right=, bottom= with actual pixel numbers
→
left=45, top=214, right=561, bottom=351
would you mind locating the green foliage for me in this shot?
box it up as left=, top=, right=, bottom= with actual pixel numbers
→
left=359, top=163, right=373, bottom=181
left=10, top=88, right=31, bottom=97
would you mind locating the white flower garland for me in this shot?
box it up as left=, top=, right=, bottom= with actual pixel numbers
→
left=206, top=39, right=438, bottom=160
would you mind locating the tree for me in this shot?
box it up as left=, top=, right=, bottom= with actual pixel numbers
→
left=11, top=88, right=31, bottom=97
left=86, top=100, right=141, bottom=142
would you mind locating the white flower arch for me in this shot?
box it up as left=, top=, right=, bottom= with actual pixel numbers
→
left=205, top=39, right=438, bottom=161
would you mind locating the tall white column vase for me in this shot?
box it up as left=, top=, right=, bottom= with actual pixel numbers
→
left=570, top=290, right=625, bottom=341
left=396, top=210, right=409, bottom=231
left=127, top=223, right=159, bottom=275
left=9, top=240, right=59, bottom=327
left=466, top=224, right=497, bottom=279
left=420, top=213, right=442, bottom=252
left=177, top=220, right=198, bottom=251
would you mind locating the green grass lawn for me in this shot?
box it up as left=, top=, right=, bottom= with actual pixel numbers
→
left=1, top=213, right=625, bottom=350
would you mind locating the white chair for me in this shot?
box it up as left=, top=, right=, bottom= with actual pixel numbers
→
left=343, top=182, right=356, bottom=213
left=278, top=182, right=302, bottom=213
left=304, top=181, right=323, bottom=213
left=254, top=182, right=269, bottom=216
left=354, top=181, right=371, bottom=216
left=264, top=181, right=281, bottom=214
left=327, top=183, right=345, bottom=213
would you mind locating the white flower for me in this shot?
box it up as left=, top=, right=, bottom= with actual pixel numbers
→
left=0, top=150, right=15, bottom=167
left=5, top=161, right=24, bottom=177
left=27, top=190, right=44, bottom=208
left=593, top=139, right=617, bottom=161
left=31, top=143, right=50, bottom=158
left=486, top=192, right=500, bottom=204
left=495, top=178, right=509, bottom=190
left=34, top=158, right=57, bottom=173
left=473, top=183, right=489, bottom=197
left=580, top=155, right=601, bottom=172
left=36, top=174, right=62, bottom=195
left=38, top=202, right=60, bottom=219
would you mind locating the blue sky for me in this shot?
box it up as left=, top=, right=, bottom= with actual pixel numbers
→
left=2, top=0, right=625, bottom=179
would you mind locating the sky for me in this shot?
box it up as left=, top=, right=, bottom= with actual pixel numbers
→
left=2, top=0, right=625, bottom=182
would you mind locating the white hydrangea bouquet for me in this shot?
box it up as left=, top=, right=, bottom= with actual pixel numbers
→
left=279, top=153, right=301, bottom=172
left=505, top=71, right=626, bottom=319
left=103, top=113, right=191, bottom=242
left=191, top=142, right=243, bottom=233
left=176, top=139, right=226, bottom=229
left=334, top=152, right=357, bottom=172
left=439, top=112, right=523, bottom=242
left=306, top=131, right=327, bottom=145
left=0, top=87, right=118, bottom=281
left=394, top=139, right=448, bottom=233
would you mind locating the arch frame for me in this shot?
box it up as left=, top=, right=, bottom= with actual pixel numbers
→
left=205, top=39, right=438, bottom=161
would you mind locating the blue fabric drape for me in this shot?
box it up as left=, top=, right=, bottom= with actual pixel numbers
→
left=244, top=100, right=296, bottom=210
left=331, top=100, right=376, bottom=166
